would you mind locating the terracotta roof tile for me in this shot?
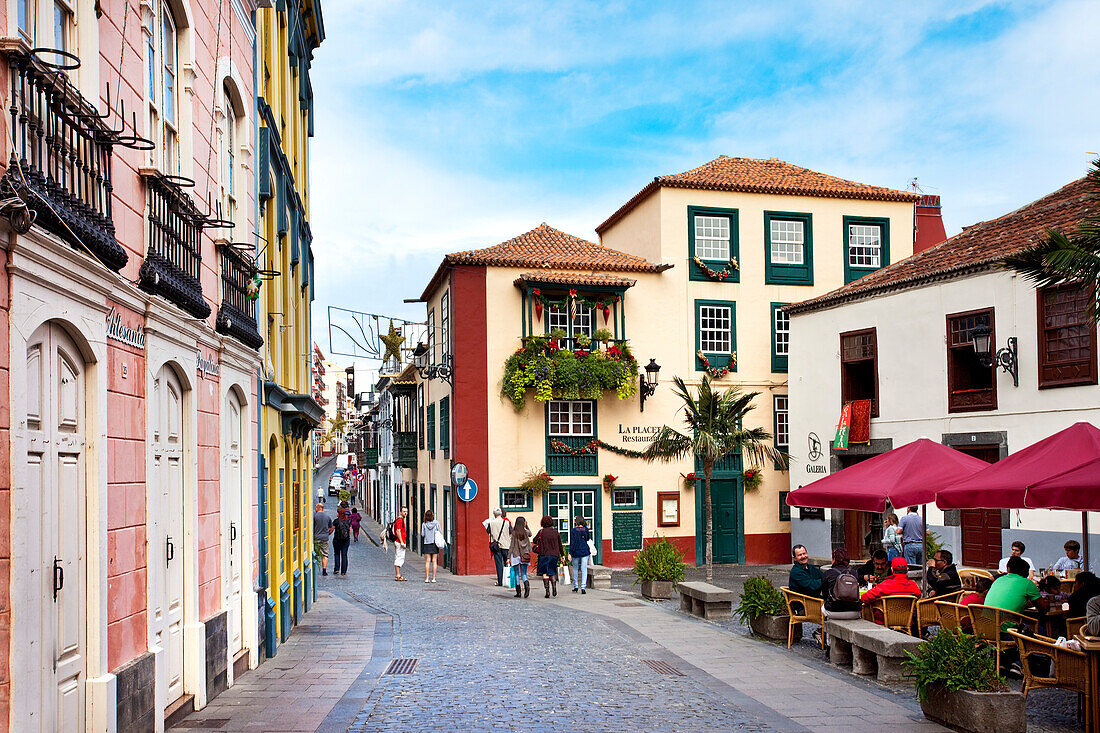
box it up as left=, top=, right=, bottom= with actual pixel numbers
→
left=597, top=156, right=919, bottom=234
left=789, top=177, right=1093, bottom=314
left=512, top=272, right=637, bottom=289
left=447, top=223, right=670, bottom=273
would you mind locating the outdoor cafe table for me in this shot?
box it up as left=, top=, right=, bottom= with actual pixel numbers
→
left=1075, top=634, right=1100, bottom=732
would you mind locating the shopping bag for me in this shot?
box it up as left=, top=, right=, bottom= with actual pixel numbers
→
left=504, top=565, right=515, bottom=589
left=434, top=530, right=446, bottom=547
left=559, top=562, right=570, bottom=585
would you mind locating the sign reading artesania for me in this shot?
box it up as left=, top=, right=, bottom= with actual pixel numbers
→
left=105, top=308, right=145, bottom=349
left=196, top=350, right=220, bottom=379
left=617, top=424, right=660, bottom=443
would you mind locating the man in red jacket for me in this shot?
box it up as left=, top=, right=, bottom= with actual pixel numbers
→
left=861, top=556, right=921, bottom=625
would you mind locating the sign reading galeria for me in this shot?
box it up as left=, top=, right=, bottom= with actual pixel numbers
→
left=105, top=307, right=145, bottom=349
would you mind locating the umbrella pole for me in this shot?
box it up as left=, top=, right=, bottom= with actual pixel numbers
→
left=921, top=504, right=928, bottom=595
left=1084, top=511, right=1091, bottom=572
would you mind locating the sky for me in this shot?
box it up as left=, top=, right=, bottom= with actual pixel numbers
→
left=307, top=0, right=1100, bottom=380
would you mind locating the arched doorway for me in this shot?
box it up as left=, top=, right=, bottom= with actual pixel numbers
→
left=25, top=321, right=87, bottom=731
left=223, top=388, right=246, bottom=658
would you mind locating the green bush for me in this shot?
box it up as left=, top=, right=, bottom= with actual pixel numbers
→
left=338, top=489, right=351, bottom=502
left=925, top=528, right=944, bottom=560
left=902, top=628, right=1005, bottom=701
left=733, top=576, right=787, bottom=623
left=502, top=336, right=639, bottom=409
left=632, top=537, right=686, bottom=583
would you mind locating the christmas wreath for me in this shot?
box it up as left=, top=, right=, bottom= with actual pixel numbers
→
left=692, top=256, right=739, bottom=281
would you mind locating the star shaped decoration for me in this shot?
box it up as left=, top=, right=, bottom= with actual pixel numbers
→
left=379, top=321, right=405, bottom=363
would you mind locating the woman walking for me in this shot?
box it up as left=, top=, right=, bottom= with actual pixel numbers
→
left=569, top=516, right=592, bottom=594
left=350, top=507, right=362, bottom=542
left=532, top=515, right=565, bottom=598
left=332, top=507, right=352, bottom=576
left=421, top=510, right=442, bottom=583
left=882, top=513, right=903, bottom=561
left=509, top=516, right=533, bottom=598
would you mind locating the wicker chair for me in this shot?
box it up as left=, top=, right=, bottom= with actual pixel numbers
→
left=915, top=590, right=965, bottom=634
left=968, top=604, right=1037, bottom=670
left=1060, top=578, right=1077, bottom=594
left=1066, top=616, right=1086, bottom=639
left=934, top=601, right=971, bottom=632
left=958, top=568, right=994, bottom=590
left=862, top=595, right=918, bottom=634
left=1007, top=630, right=1091, bottom=720
left=781, top=587, right=825, bottom=650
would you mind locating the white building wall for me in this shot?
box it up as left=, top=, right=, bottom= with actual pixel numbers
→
left=788, top=268, right=1100, bottom=567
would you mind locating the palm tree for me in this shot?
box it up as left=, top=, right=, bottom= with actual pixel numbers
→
left=1004, top=158, right=1100, bottom=314
left=634, top=375, right=787, bottom=582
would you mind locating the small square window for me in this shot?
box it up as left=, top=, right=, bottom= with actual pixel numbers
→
left=843, top=216, right=890, bottom=283
left=689, top=207, right=739, bottom=282
left=548, top=401, right=593, bottom=436
left=612, top=487, right=641, bottom=510
left=694, top=216, right=730, bottom=260
left=699, top=306, right=731, bottom=353
left=501, top=489, right=532, bottom=513
left=770, top=219, right=804, bottom=264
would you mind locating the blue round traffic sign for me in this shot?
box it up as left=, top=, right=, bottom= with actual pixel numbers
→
left=457, top=478, right=478, bottom=502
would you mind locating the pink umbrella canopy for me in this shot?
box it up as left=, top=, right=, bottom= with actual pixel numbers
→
left=937, top=422, right=1100, bottom=510
left=1026, top=456, right=1100, bottom=511
left=786, top=438, right=990, bottom=512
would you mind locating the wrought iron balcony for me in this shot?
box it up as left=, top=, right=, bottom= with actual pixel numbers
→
left=0, top=42, right=127, bottom=270
left=215, top=243, right=263, bottom=349
left=138, top=170, right=211, bottom=319
left=393, top=431, right=417, bottom=468
left=363, top=446, right=379, bottom=468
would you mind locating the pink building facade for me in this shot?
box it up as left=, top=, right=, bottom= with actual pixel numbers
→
left=0, top=0, right=263, bottom=729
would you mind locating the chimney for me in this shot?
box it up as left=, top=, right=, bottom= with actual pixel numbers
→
left=914, top=194, right=947, bottom=253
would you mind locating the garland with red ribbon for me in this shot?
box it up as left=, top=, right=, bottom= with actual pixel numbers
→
left=692, top=256, right=739, bottom=281
left=549, top=439, right=600, bottom=454
left=530, top=288, right=622, bottom=324
left=697, top=349, right=737, bottom=378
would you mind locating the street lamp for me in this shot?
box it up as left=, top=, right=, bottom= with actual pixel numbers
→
left=970, top=325, right=1018, bottom=387
left=639, top=359, right=661, bottom=412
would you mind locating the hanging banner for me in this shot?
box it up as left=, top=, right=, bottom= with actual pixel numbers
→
left=834, top=402, right=852, bottom=451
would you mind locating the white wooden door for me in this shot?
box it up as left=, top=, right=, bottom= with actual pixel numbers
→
left=151, top=365, right=185, bottom=705
left=27, top=323, right=86, bottom=732
left=224, top=391, right=244, bottom=655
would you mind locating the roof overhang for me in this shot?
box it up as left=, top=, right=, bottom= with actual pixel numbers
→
left=512, top=272, right=638, bottom=290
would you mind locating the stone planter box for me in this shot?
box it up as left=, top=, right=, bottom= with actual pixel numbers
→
left=641, top=580, right=673, bottom=600
left=749, top=613, right=798, bottom=642
left=918, top=684, right=1025, bottom=733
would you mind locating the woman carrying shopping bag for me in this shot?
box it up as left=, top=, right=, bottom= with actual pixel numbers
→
left=532, top=515, right=564, bottom=598
left=420, top=510, right=442, bottom=583
left=509, top=516, right=533, bottom=598
left=569, top=516, right=592, bottom=594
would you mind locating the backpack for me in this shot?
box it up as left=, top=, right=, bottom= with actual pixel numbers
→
left=385, top=520, right=398, bottom=542
left=335, top=520, right=351, bottom=543
left=834, top=571, right=860, bottom=603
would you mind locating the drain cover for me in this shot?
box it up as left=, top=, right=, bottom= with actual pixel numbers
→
left=616, top=601, right=644, bottom=607
left=643, top=659, right=685, bottom=676
left=434, top=615, right=468, bottom=620
left=384, top=658, right=418, bottom=675
left=176, top=721, right=229, bottom=729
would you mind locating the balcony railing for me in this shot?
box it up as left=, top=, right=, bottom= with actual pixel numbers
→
left=363, top=446, right=379, bottom=468
left=393, top=431, right=417, bottom=468
left=215, top=243, right=263, bottom=349
left=0, top=42, right=126, bottom=270
left=138, top=170, right=211, bottom=319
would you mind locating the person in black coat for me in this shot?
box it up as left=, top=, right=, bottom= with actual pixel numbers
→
left=926, top=549, right=962, bottom=597
left=822, top=547, right=862, bottom=619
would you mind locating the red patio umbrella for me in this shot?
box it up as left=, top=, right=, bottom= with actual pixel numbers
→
left=786, top=438, right=990, bottom=512
left=1026, top=456, right=1100, bottom=512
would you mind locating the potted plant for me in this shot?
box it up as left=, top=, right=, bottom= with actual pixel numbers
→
left=632, top=536, right=685, bottom=600
left=903, top=629, right=1024, bottom=733
left=602, top=473, right=618, bottom=492
left=733, top=576, right=796, bottom=642
left=519, top=466, right=552, bottom=494
left=682, top=471, right=697, bottom=489
left=742, top=467, right=763, bottom=492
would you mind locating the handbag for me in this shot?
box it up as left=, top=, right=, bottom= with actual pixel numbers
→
left=488, top=520, right=507, bottom=553
left=434, top=529, right=446, bottom=547
left=587, top=539, right=598, bottom=559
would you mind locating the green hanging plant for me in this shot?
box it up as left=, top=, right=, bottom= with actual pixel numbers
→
left=501, top=336, right=639, bottom=409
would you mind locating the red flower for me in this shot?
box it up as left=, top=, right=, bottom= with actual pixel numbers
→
left=685, top=472, right=697, bottom=481
left=574, top=349, right=589, bottom=358
left=531, top=288, right=541, bottom=296
left=569, top=289, right=577, bottom=297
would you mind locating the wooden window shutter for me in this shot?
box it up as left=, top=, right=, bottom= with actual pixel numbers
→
left=1038, top=284, right=1098, bottom=388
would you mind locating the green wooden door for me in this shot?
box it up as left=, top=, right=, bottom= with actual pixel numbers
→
left=695, top=455, right=744, bottom=565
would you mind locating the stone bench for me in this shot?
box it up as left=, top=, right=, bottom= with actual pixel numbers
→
left=677, top=581, right=734, bottom=620
left=824, top=618, right=923, bottom=685
left=586, top=564, right=612, bottom=590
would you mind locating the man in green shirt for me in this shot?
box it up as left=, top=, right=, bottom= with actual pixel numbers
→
left=986, top=556, right=1047, bottom=616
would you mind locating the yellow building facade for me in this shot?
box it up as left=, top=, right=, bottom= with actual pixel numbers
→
left=255, top=0, right=326, bottom=652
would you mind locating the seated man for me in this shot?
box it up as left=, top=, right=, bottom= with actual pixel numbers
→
left=788, top=544, right=823, bottom=597
left=997, top=540, right=1036, bottom=578
left=856, top=549, right=889, bottom=587
left=861, top=557, right=921, bottom=625
left=926, top=549, right=962, bottom=597
left=985, top=555, right=1048, bottom=618
left=1068, top=571, right=1100, bottom=616
left=1052, top=539, right=1088, bottom=573
left=1086, top=594, right=1100, bottom=637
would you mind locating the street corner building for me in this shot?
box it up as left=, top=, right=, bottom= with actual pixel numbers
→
left=365, top=156, right=930, bottom=573
left=0, top=0, right=321, bottom=729
left=786, top=174, right=1100, bottom=569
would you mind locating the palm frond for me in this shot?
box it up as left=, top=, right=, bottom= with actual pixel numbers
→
left=639, top=426, right=693, bottom=462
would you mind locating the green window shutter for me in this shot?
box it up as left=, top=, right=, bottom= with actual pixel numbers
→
left=770, top=303, right=790, bottom=373
left=427, top=403, right=436, bottom=456
left=300, top=232, right=311, bottom=287
left=276, top=171, right=288, bottom=237
left=257, top=127, right=272, bottom=202
left=843, top=216, right=891, bottom=284
left=544, top=401, right=598, bottom=476
left=694, top=299, right=737, bottom=372
left=687, top=205, right=740, bottom=283
left=308, top=251, right=315, bottom=301
left=289, top=204, right=300, bottom=266
left=763, top=211, right=814, bottom=286
left=439, top=397, right=450, bottom=458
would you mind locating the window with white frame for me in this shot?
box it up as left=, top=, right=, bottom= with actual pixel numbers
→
left=440, top=291, right=450, bottom=357
left=427, top=309, right=436, bottom=364
left=774, top=395, right=789, bottom=449
left=53, top=0, right=75, bottom=55
left=18, top=0, right=30, bottom=39
left=548, top=401, right=593, bottom=436
left=848, top=223, right=882, bottom=268
left=547, top=305, right=592, bottom=340
left=220, top=84, right=239, bottom=225
left=774, top=308, right=790, bottom=357
left=694, top=215, right=730, bottom=261
left=148, top=2, right=180, bottom=173
left=699, top=305, right=732, bottom=354
left=770, top=219, right=804, bottom=264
